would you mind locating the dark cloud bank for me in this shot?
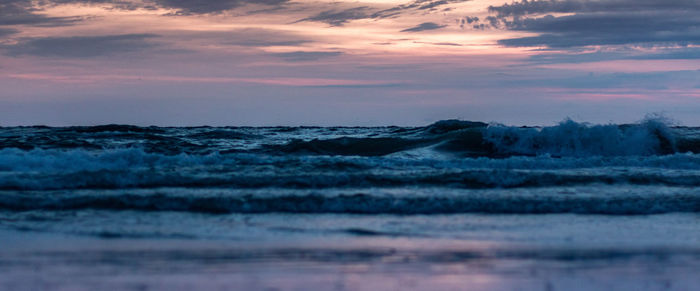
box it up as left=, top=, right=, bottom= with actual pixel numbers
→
left=0, top=0, right=290, bottom=19
left=3, top=34, right=158, bottom=57
left=153, top=0, right=288, bottom=14
left=0, top=0, right=82, bottom=26
left=296, top=6, right=372, bottom=27
left=486, top=0, right=700, bottom=48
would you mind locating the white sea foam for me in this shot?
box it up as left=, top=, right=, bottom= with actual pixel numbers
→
left=1, top=147, right=700, bottom=190
left=484, top=117, right=676, bottom=157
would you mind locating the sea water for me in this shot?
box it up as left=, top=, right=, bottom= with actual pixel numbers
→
left=1, top=118, right=699, bottom=290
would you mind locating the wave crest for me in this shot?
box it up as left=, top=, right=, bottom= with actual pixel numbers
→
left=484, top=117, right=677, bottom=157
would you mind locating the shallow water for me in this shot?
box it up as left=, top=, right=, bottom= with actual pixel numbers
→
left=1, top=119, right=699, bottom=290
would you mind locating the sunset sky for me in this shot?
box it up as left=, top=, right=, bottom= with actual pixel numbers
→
left=1, top=0, right=699, bottom=126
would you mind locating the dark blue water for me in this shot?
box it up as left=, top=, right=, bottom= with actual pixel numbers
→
left=1, top=117, right=700, bottom=290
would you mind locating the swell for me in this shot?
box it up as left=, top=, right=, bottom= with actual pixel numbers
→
left=2, top=117, right=698, bottom=157
left=2, top=191, right=699, bottom=215
left=2, top=148, right=700, bottom=190
left=268, top=117, right=689, bottom=157
left=263, top=137, right=435, bottom=156
left=4, top=169, right=700, bottom=190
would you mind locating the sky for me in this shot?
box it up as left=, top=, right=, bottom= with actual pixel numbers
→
left=0, top=0, right=699, bottom=126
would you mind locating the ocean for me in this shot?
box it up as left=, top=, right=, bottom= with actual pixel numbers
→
left=1, top=117, right=699, bottom=290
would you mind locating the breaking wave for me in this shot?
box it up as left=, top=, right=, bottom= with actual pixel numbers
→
left=262, top=117, right=694, bottom=157
left=483, top=117, right=677, bottom=157
left=1, top=116, right=699, bottom=191
left=1, top=147, right=700, bottom=190
left=1, top=117, right=697, bottom=157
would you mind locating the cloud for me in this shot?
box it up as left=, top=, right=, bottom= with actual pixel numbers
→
left=527, top=47, right=700, bottom=64
left=0, top=0, right=81, bottom=25
left=413, top=41, right=462, bottom=46
left=297, top=0, right=470, bottom=26
left=0, top=27, right=17, bottom=37
left=487, top=0, right=700, bottom=48
left=223, top=28, right=311, bottom=47
left=1, top=0, right=289, bottom=16
left=498, top=12, right=700, bottom=47
left=416, top=0, right=450, bottom=10
left=628, top=48, right=700, bottom=60
left=3, top=34, right=159, bottom=58
left=543, top=70, right=700, bottom=90
left=152, top=0, right=288, bottom=14
left=296, top=7, right=371, bottom=26
left=48, top=0, right=147, bottom=11
left=372, top=0, right=470, bottom=18
left=488, top=0, right=700, bottom=17
left=401, top=22, right=446, bottom=32
left=303, top=83, right=404, bottom=89
left=271, top=51, right=342, bottom=62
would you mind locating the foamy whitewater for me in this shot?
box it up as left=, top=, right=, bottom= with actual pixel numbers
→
left=2, top=117, right=700, bottom=290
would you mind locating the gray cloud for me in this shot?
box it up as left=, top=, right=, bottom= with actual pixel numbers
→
left=401, top=22, right=446, bottom=32
left=0, top=27, right=17, bottom=37
left=1, top=0, right=288, bottom=18
left=152, top=0, right=288, bottom=14
left=499, top=13, right=700, bottom=47
left=298, top=0, right=470, bottom=26
left=3, top=34, right=158, bottom=57
left=458, top=16, right=479, bottom=28
left=372, top=0, right=470, bottom=18
left=272, top=51, right=342, bottom=62
left=303, top=83, right=404, bottom=89
left=527, top=47, right=700, bottom=64
left=414, top=41, right=462, bottom=46
left=295, top=7, right=371, bottom=26
left=0, top=0, right=81, bottom=25
left=47, top=0, right=147, bottom=11
left=524, top=70, right=700, bottom=90
left=486, top=0, right=700, bottom=48
left=222, top=28, right=311, bottom=47
left=629, top=48, right=700, bottom=60
left=489, top=0, right=700, bottom=17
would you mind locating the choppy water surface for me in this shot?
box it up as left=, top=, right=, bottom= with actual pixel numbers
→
left=1, top=118, right=700, bottom=290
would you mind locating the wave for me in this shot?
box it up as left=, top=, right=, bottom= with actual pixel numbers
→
left=260, top=117, right=696, bottom=157
left=264, top=137, right=432, bottom=156
left=185, top=130, right=261, bottom=140
left=483, top=117, right=677, bottom=157
left=2, top=148, right=700, bottom=190
left=425, top=119, right=488, bottom=134
left=2, top=189, right=699, bottom=214
left=69, top=124, right=166, bottom=134
left=1, top=117, right=699, bottom=157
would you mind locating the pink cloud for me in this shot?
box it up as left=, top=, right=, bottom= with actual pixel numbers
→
left=6, top=73, right=399, bottom=87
